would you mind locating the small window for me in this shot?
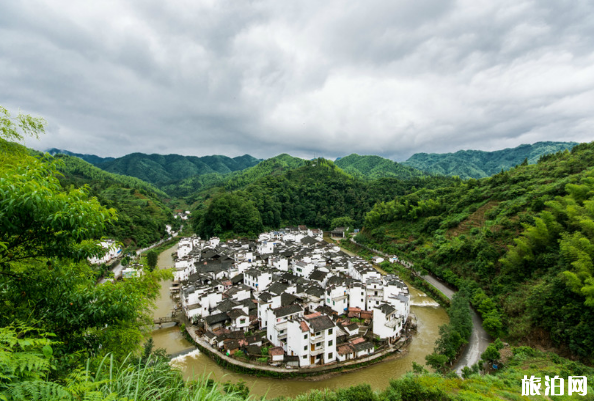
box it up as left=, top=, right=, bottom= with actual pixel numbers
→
left=302, top=355, right=307, bottom=359
left=328, top=328, right=333, bottom=335
left=304, top=334, right=308, bottom=339
left=316, top=332, right=320, bottom=336
left=328, top=340, right=333, bottom=346
left=304, top=346, right=307, bottom=351
left=328, top=352, right=333, bottom=359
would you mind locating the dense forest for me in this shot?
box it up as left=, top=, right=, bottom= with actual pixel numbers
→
left=335, top=153, right=426, bottom=180
left=403, top=141, right=577, bottom=179
left=96, top=152, right=261, bottom=187
left=193, top=158, right=459, bottom=238
left=359, top=143, right=594, bottom=363
left=51, top=153, right=175, bottom=247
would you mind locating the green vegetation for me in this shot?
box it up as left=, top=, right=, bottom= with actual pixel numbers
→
left=360, top=142, right=594, bottom=362
left=195, top=158, right=459, bottom=238
left=403, top=141, right=577, bottom=179
left=97, top=152, right=260, bottom=187
left=54, top=154, right=174, bottom=247
left=146, top=250, right=158, bottom=271
left=47, top=147, right=115, bottom=165
left=335, top=153, right=426, bottom=180
left=425, top=291, right=473, bottom=373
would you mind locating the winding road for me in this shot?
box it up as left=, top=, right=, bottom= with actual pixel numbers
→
left=421, top=275, right=491, bottom=373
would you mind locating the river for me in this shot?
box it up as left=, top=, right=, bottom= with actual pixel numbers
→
left=150, top=243, right=449, bottom=399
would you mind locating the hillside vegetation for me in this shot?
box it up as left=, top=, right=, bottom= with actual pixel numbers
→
left=360, top=142, right=594, bottom=362
left=403, top=141, right=577, bottom=179
left=335, top=153, right=426, bottom=180
left=54, top=154, right=174, bottom=247
left=194, top=158, right=460, bottom=238
left=97, top=152, right=260, bottom=186
left=47, top=147, right=115, bottom=165
left=163, top=153, right=306, bottom=200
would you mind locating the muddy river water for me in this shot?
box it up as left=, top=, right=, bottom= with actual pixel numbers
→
left=150, top=243, right=448, bottom=399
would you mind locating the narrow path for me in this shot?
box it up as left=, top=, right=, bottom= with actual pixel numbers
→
left=421, top=275, right=490, bottom=373
left=344, top=237, right=491, bottom=374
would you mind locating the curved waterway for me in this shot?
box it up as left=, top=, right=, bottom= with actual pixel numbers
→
left=151, top=243, right=448, bottom=399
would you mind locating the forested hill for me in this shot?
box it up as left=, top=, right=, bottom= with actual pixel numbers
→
left=360, top=142, right=594, bottom=362
left=193, top=158, right=460, bottom=238
left=47, top=147, right=115, bottom=165
left=52, top=154, right=175, bottom=247
left=96, top=152, right=261, bottom=186
left=335, top=154, right=426, bottom=179
left=162, top=153, right=306, bottom=199
left=403, top=141, right=577, bottom=179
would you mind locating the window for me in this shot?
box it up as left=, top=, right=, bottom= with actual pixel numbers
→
left=376, top=301, right=379, bottom=305
left=240, top=319, right=246, bottom=324
left=315, top=332, right=320, bottom=336
left=328, top=352, right=333, bottom=359
left=304, top=346, right=307, bottom=351
left=328, top=340, right=333, bottom=346
left=304, top=334, right=308, bottom=339
left=332, top=301, right=335, bottom=306
left=302, top=355, right=307, bottom=359
left=328, top=328, right=333, bottom=335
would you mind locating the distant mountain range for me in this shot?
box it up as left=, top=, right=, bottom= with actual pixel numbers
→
left=402, top=141, right=577, bottom=179
left=47, top=141, right=578, bottom=191
left=47, top=148, right=115, bottom=165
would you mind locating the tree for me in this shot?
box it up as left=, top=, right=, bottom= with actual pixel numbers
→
left=0, top=156, right=116, bottom=271
left=330, top=216, right=355, bottom=230
left=146, top=250, right=158, bottom=272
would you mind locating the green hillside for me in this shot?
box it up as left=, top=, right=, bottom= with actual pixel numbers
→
left=163, top=153, right=306, bottom=200
left=194, top=158, right=459, bottom=238
left=53, top=154, right=174, bottom=247
left=360, top=142, right=594, bottom=362
left=335, top=153, right=426, bottom=179
left=47, top=148, right=115, bottom=165
left=403, top=141, right=577, bottom=179
left=97, top=152, right=261, bottom=186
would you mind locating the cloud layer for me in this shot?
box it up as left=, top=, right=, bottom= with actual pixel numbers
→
left=2, top=0, right=593, bottom=160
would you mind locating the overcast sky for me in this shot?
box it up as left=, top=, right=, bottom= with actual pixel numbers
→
left=2, top=0, right=593, bottom=161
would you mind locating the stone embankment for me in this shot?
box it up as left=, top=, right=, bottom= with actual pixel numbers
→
left=183, top=324, right=410, bottom=377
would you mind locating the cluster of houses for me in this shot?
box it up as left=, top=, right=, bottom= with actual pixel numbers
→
left=88, top=239, right=121, bottom=265
left=171, top=227, right=411, bottom=368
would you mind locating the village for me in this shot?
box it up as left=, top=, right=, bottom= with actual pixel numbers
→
left=169, top=227, right=414, bottom=369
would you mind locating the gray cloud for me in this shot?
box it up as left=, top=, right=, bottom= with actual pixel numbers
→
left=1, top=0, right=593, bottom=161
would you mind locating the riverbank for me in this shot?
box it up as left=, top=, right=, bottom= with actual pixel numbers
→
left=181, top=322, right=413, bottom=379
left=337, top=235, right=490, bottom=373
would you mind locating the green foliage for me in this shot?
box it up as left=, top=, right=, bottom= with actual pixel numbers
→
left=98, top=152, right=260, bottom=187
left=403, top=141, right=577, bottom=179
left=0, top=324, right=56, bottom=399
left=0, top=106, right=46, bottom=144
left=195, top=191, right=263, bottom=239
left=330, top=216, right=355, bottom=230
left=0, top=155, right=116, bottom=267
left=54, top=154, right=173, bottom=247
left=361, top=141, right=594, bottom=362
left=146, top=250, right=158, bottom=272
left=197, top=161, right=458, bottom=234
left=427, top=291, right=472, bottom=368
left=335, top=154, right=426, bottom=180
